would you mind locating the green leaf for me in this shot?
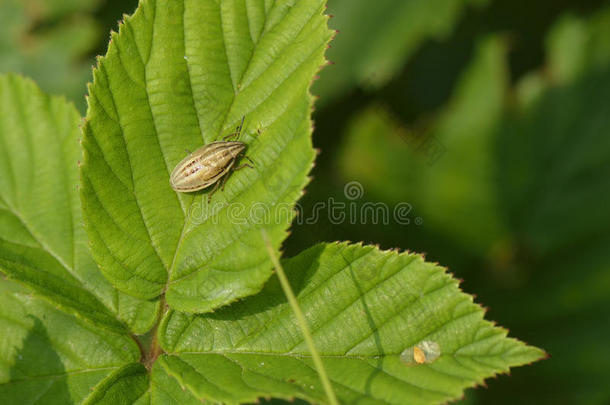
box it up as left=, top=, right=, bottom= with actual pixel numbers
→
left=0, top=73, right=157, bottom=334
left=0, top=277, right=140, bottom=404
left=82, top=363, right=149, bottom=405
left=157, top=243, right=544, bottom=405
left=81, top=0, right=333, bottom=313
left=150, top=361, right=201, bottom=405
left=314, top=0, right=488, bottom=103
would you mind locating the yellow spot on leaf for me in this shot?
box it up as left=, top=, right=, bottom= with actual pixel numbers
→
left=400, top=340, right=441, bottom=366
left=413, top=346, right=426, bottom=364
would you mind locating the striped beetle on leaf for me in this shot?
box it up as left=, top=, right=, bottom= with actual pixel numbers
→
left=169, top=116, right=254, bottom=201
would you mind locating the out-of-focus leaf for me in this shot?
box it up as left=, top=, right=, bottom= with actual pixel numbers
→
left=498, top=68, right=610, bottom=255
left=24, top=0, right=102, bottom=20
left=314, top=0, right=488, bottom=103
left=546, top=8, right=610, bottom=85
left=81, top=0, right=332, bottom=313
left=0, top=278, right=140, bottom=404
left=496, top=237, right=610, bottom=401
left=475, top=233, right=610, bottom=405
left=478, top=11, right=610, bottom=404
left=338, top=37, right=509, bottom=257
left=418, top=37, right=508, bottom=255
left=0, top=74, right=158, bottom=333
left=337, top=106, right=420, bottom=206
left=498, top=8, right=610, bottom=256
left=0, top=0, right=102, bottom=112
left=158, top=242, right=544, bottom=405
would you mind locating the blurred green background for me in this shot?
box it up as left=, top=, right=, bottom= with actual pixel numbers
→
left=2, top=0, right=609, bottom=403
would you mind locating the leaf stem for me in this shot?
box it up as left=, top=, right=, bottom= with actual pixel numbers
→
left=137, top=295, right=166, bottom=370
left=261, top=230, right=339, bottom=405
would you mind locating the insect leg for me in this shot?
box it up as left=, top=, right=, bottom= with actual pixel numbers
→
left=223, top=115, right=246, bottom=141
left=220, top=172, right=230, bottom=192
left=207, top=179, right=222, bottom=203
left=219, top=162, right=237, bottom=192
left=223, top=132, right=238, bottom=141
left=216, top=160, right=237, bottom=195
left=233, top=163, right=254, bottom=171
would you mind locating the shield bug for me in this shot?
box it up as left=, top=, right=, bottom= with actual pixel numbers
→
left=170, top=117, right=254, bottom=201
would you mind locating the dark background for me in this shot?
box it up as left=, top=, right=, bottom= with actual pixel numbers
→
left=2, top=0, right=609, bottom=403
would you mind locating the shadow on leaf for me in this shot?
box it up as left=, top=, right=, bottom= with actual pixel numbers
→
left=1, top=315, right=70, bottom=403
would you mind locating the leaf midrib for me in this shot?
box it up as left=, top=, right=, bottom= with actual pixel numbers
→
left=45, top=95, right=78, bottom=279
left=166, top=351, right=456, bottom=400
left=0, top=200, right=75, bottom=283
left=3, top=366, right=122, bottom=383
left=165, top=2, right=321, bottom=287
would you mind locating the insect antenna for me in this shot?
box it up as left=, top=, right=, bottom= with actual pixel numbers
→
left=236, top=115, right=245, bottom=138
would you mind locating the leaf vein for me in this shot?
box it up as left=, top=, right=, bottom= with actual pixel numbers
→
left=234, top=247, right=378, bottom=348
left=99, top=62, right=167, bottom=277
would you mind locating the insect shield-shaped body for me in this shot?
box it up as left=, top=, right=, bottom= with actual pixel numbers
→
left=170, top=118, right=253, bottom=201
